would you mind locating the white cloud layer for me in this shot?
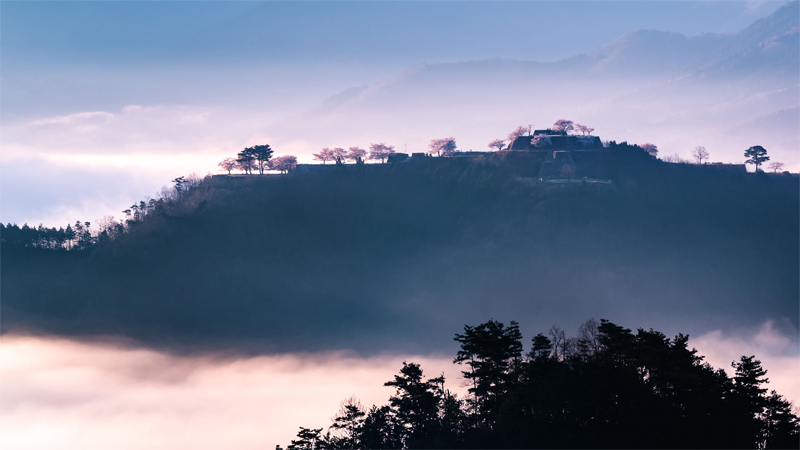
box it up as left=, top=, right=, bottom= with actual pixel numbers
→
left=1, top=323, right=796, bottom=450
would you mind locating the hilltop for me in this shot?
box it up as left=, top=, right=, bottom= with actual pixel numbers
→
left=2, top=145, right=798, bottom=354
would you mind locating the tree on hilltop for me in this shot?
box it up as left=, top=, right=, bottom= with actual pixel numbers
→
left=745, top=146, right=770, bottom=172
left=552, top=119, right=575, bottom=134
left=488, top=139, right=505, bottom=152
left=217, top=157, right=237, bottom=174
left=368, top=143, right=395, bottom=163
left=507, top=125, right=529, bottom=143
left=346, top=146, right=368, bottom=164
left=248, top=144, right=274, bottom=174
left=692, top=146, right=710, bottom=164
left=767, top=162, right=784, bottom=173
left=236, top=148, right=256, bottom=174
left=428, top=137, right=457, bottom=157
left=574, top=123, right=594, bottom=136
left=270, top=155, right=298, bottom=174
left=331, top=147, right=348, bottom=165
left=313, top=148, right=335, bottom=165
left=641, top=143, right=658, bottom=157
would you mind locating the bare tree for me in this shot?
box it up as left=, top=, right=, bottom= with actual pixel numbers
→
left=692, top=146, right=710, bottom=164
left=346, top=146, right=368, bottom=164
left=428, top=137, right=457, bottom=156
left=314, top=148, right=335, bottom=164
left=552, top=119, right=574, bottom=134
left=217, top=157, right=237, bottom=174
left=641, top=143, right=658, bottom=157
left=549, top=325, right=566, bottom=361
left=269, top=155, right=298, bottom=174
left=487, top=139, right=505, bottom=152
left=767, top=162, right=785, bottom=173
left=368, top=143, right=395, bottom=163
left=577, top=318, right=601, bottom=356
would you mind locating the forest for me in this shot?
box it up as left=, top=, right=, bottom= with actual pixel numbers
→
left=284, top=319, right=799, bottom=449
left=2, top=142, right=798, bottom=354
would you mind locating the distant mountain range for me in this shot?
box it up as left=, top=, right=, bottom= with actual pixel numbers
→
left=276, top=1, right=798, bottom=167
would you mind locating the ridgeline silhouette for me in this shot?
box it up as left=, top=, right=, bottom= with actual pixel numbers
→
left=1, top=143, right=798, bottom=353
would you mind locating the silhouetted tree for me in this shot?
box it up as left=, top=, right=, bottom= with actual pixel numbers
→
left=247, top=144, right=274, bottom=174
left=454, top=320, right=523, bottom=425
left=236, top=148, right=257, bottom=174
left=329, top=397, right=367, bottom=449
left=745, top=146, right=770, bottom=172
left=288, top=427, right=324, bottom=450
left=692, top=146, right=709, bottom=164
left=384, top=362, right=444, bottom=447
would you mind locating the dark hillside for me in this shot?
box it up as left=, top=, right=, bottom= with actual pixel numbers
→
left=2, top=147, right=798, bottom=354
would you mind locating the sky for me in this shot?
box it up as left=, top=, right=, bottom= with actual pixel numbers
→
left=1, top=0, right=794, bottom=227
left=2, top=2, right=798, bottom=447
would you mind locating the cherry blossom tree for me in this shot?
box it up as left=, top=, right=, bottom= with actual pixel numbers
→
left=346, top=146, right=368, bottom=164
left=641, top=143, right=658, bottom=157
left=574, top=123, right=594, bottom=136
left=552, top=120, right=574, bottom=134
left=331, top=147, right=348, bottom=164
left=692, top=146, right=709, bottom=164
left=218, top=157, right=237, bottom=174
left=506, top=126, right=528, bottom=143
left=531, top=135, right=552, bottom=147
left=368, top=143, right=396, bottom=163
left=488, top=139, right=505, bottom=152
left=269, top=155, right=297, bottom=174
left=313, top=148, right=335, bottom=164
left=429, top=137, right=457, bottom=156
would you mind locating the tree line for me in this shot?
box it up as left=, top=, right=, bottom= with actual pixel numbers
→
left=285, top=319, right=799, bottom=449
left=1, top=174, right=205, bottom=251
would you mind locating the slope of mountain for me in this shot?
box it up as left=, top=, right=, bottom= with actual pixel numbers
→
left=3, top=153, right=798, bottom=354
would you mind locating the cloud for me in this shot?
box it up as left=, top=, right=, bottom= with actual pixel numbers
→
left=693, top=320, right=800, bottom=403
left=0, top=335, right=461, bottom=450
left=3, top=324, right=797, bottom=449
